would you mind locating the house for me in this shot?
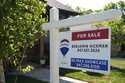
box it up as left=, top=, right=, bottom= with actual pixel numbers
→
left=26, top=0, right=79, bottom=66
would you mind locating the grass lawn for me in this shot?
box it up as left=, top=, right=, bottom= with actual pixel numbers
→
left=60, top=59, right=125, bottom=83
left=5, top=75, right=47, bottom=83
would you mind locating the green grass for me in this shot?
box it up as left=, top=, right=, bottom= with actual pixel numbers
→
left=60, top=59, right=125, bottom=83
left=111, top=59, right=125, bottom=69
left=6, top=75, right=47, bottom=83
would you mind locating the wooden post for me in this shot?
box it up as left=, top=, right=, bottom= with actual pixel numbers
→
left=49, top=7, right=59, bottom=83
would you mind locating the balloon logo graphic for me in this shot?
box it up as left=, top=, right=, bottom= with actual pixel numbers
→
left=60, top=39, right=69, bottom=56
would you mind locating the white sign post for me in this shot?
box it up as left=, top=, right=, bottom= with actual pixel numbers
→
left=49, top=7, right=59, bottom=83
left=59, top=27, right=111, bottom=74
left=41, top=9, right=123, bottom=83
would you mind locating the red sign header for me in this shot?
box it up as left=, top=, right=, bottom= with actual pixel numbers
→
left=72, top=29, right=109, bottom=41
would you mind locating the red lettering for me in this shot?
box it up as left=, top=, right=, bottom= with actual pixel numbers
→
left=72, top=29, right=109, bottom=41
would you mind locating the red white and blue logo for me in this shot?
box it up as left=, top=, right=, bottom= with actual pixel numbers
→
left=60, top=39, right=70, bottom=56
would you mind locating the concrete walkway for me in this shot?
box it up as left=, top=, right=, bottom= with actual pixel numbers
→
left=24, top=68, right=87, bottom=83
left=25, top=68, right=49, bottom=82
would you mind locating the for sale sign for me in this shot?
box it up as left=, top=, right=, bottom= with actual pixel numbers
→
left=59, top=27, right=111, bottom=74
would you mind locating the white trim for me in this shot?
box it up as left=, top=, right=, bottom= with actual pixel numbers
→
left=60, top=77, right=88, bottom=83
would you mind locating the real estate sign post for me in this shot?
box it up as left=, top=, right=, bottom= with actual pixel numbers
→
left=42, top=9, right=123, bottom=83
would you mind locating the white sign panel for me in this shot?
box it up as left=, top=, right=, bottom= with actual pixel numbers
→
left=59, top=27, right=111, bottom=74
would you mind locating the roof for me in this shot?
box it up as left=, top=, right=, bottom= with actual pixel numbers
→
left=44, top=0, right=75, bottom=12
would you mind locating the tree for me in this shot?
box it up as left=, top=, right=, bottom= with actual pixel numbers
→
left=75, top=6, right=93, bottom=15
left=96, top=1, right=125, bottom=56
left=104, top=1, right=125, bottom=45
left=0, top=1, right=16, bottom=83
left=0, top=0, right=16, bottom=21
left=1, top=0, right=47, bottom=65
left=0, top=0, right=48, bottom=83
left=104, top=2, right=118, bottom=10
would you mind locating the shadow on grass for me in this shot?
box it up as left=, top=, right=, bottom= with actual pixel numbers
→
left=85, top=72, right=104, bottom=77
left=60, top=68, right=80, bottom=76
left=60, top=68, right=104, bottom=77
left=60, top=66, right=125, bottom=77
left=111, top=66, right=125, bottom=76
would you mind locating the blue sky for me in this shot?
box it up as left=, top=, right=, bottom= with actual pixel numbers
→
left=57, top=0, right=124, bottom=10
